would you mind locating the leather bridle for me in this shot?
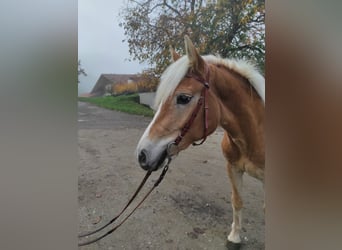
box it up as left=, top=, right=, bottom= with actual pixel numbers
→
left=167, top=64, right=210, bottom=155
left=78, top=65, right=210, bottom=247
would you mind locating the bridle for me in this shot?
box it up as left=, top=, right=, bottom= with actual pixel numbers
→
left=78, top=64, right=210, bottom=247
left=167, top=63, right=210, bottom=155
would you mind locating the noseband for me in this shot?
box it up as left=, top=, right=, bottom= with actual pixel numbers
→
left=167, top=64, right=210, bottom=155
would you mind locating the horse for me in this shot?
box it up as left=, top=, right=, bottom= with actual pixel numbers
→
left=136, top=35, right=264, bottom=246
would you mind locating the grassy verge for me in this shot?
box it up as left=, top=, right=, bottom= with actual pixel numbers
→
left=78, top=94, right=154, bottom=117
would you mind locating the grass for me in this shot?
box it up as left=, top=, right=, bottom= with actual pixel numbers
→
left=78, top=94, right=154, bottom=117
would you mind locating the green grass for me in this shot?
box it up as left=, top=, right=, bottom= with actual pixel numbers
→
left=79, top=94, right=154, bottom=117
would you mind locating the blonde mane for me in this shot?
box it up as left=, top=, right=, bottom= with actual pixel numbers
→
left=154, top=55, right=265, bottom=110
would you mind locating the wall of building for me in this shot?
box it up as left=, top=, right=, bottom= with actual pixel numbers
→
left=139, top=92, right=156, bottom=109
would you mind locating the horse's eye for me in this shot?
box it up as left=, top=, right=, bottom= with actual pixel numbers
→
left=177, top=94, right=193, bottom=105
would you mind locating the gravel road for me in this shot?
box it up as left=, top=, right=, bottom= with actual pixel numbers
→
left=78, top=101, right=264, bottom=250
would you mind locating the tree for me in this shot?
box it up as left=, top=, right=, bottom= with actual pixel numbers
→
left=78, top=60, right=87, bottom=84
left=119, top=0, right=265, bottom=76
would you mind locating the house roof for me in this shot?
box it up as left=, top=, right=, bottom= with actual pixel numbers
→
left=101, top=74, right=140, bottom=83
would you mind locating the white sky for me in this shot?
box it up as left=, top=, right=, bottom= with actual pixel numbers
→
left=78, top=0, right=146, bottom=95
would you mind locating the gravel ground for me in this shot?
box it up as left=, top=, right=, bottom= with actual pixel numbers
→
left=78, top=102, right=264, bottom=250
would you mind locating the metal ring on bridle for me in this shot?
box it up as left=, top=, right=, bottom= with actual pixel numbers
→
left=166, top=142, right=178, bottom=157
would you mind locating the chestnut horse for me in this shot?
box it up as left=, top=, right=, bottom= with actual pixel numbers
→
left=136, top=35, right=264, bottom=245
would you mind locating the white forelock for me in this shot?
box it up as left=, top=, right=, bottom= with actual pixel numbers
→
left=153, top=56, right=190, bottom=110
left=153, top=55, right=265, bottom=110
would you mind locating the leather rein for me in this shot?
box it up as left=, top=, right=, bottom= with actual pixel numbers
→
left=78, top=65, right=210, bottom=247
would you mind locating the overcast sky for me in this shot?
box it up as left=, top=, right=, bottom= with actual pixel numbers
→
left=78, top=0, right=146, bottom=95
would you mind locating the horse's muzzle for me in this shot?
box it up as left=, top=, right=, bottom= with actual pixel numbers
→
left=138, top=149, right=149, bottom=170
left=138, top=149, right=167, bottom=171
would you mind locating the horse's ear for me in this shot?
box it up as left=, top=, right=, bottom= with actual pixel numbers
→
left=184, top=35, right=205, bottom=75
left=169, top=45, right=180, bottom=62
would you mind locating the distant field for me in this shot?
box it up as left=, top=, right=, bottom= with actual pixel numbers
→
left=78, top=94, right=154, bottom=117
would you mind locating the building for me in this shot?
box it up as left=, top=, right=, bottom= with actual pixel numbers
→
left=90, top=74, right=141, bottom=97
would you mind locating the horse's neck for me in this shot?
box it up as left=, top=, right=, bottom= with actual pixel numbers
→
left=211, top=65, right=264, bottom=160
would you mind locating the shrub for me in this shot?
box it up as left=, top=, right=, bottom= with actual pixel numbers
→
left=113, top=80, right=157, bottom=96
left=137, top=81, right=156, bottom=92
left=113, top=82, right=138, bottom=95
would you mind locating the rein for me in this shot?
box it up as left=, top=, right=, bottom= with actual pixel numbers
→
left=78, top=65, right=210, bottom=247
left=78, top=158, right=171, bottom=246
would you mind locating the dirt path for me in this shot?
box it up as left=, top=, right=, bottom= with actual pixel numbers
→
left=78, top=102, right=264, bottom=250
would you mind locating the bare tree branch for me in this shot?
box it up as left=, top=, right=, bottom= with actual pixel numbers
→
left=163, top=0, right=183, bottom=18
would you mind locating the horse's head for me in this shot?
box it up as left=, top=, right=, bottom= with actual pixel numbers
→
left=136, top=36, right=220, bottom=171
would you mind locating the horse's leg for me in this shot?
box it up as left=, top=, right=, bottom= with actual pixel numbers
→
left=227, top=163, right=244, bottom=244
left=221, top=133, right=244, bottom=244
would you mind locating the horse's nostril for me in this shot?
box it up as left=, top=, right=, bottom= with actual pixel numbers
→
left=138, top=150, right=148, bottom=166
